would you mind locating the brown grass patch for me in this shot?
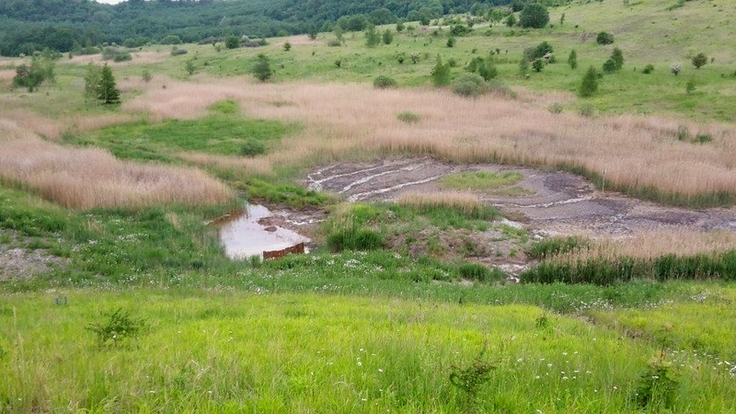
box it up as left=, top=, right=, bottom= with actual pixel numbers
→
left=0, top=121, right=232, bottom=209
left=0, top=69, right=15, bottom=81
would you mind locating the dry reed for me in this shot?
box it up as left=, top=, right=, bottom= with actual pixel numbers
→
left=0, top=121, right=232, bottom=209
left=397, top=191, right=483, bottom=214
left=555, top=230, right=736, bottom=263
left=123, top=78, right=736, bottom=199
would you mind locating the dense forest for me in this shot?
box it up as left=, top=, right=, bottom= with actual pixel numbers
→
left=0, top=0, right=539, bottom=56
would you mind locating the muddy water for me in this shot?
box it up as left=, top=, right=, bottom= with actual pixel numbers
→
left=217, top=204, right=310, bottom=260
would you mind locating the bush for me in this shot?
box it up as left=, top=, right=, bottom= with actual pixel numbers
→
left=225, top=35, right=240, bottom=49
left=113, top=51, right=132, bottom=62
left=251, top=53, right=272, bottom=82
left=397, top=111, right=421, bottom=123
left=519, top=3, right=549, bottom=28
left=525, top=41, right=554, bottom=61
left=692, top=52, right=707, bottom=69
left=283, top=42, right=292, bottom=51
left=240, top=139, right=266, bottom=157
left=373, top=75, right=398, bottom=89
left=596, top=31, right=614, bottom=45
left=643, top=64, right=655, bottom=74
left=452, top=73, right=487, bottom=97
left=568, top=49, right=578, bottom=69
left=602, top=58, right=617, bottom=74
left=670, top=62, right=682, bottom=76
left=431, top=55, right=451, bottom=87
left=160, top=35, right=182, bottom=45
left=578, top=103, right=596, bottom=117
left=547, top=102, right=563, bottom=114
left=170, top=47, right=188, bottom=56
left=531, top=58, right=544, bottom=72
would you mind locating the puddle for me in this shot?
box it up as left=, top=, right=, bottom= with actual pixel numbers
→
left=216, top=204, right=310, bottom=260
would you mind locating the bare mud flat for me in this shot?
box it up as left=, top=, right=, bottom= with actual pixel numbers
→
left=306, top=158, right=736, bottom=238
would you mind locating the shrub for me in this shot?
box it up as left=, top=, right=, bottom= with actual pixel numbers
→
left=547, top=102, right=563, bottom=114
left=240, top=139, right=266, bottom=157
left=142, top=70, right=152, bottom=82
left=447, top=36, right=456, bottom=48
left=397, top=111, right=421, bottom=123
left=505, top=14, right=516, bottom=27
left=452, top=73, right=487, bottom=97
left=113, top=51, right=132, bottom=62
left=531, top=58, right=544, bottom=72
left=225, top=35, right=240, bottom=49
left=632, top=357, right=680, bottom=410
left=694, top=134, right=712, bottom=144
left=596, top=31, right=614, bottom=44
left=382, top=29, right=394, bottom=45
left=643, top=64, right=655, bottom=74
left=525, top=41, right=554, bottom=61
left=692, top=52, right=707, bottom=69
left=519, top=3, right=549, bottom=28
left=283, top=42, right=291, bottom=51
left=578, top=66, right=598, bottom=97
left=86, top=308, right=145, bottom=347
left=170, top=47, right=188, bottom=56
left=160, top=34, right=182, bottom=45
left=373, top=75, right=398, bottom=89
left=686, top=77, right=696, bottom=94
left=611, top=47, right=624, bottom=70
left=602, top=58, right=618, bottom=74
left=327, top=38, right=342, bottom=47
left=578, top=103, right=596, bottom=117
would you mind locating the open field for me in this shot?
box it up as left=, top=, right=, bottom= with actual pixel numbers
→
left=1, top=289, right=735, bottom=413
left=0, top=0, right=735, bottom=411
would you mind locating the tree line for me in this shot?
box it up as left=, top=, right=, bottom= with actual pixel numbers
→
left=0, top=0, right=562, bottom=56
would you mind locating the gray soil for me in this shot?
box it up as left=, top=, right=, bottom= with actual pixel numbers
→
left=305, top=157, right=736, bottom=238
left=0, top=231, right=69, bottom=281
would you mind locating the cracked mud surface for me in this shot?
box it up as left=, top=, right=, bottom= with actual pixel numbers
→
left=306, top=157, right=736, bottom=238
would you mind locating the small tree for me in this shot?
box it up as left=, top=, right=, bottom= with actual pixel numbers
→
left=283, top=42, right=292, bottom=51
left=84, top=63, right=102, bottom=100
left=447, top=36, right=456, bottom=48
left=431, top=55, right=451, bottom=87
left=519, top=3, right=549, bottom=29
left=611, top=47, right=624, bottom=70
left=97, top=64, right=120, bottom=104
left=568, top=49, right=578, bottom=70
left=382, top=29, right=394, bottom=45
left=692, top=53, right=707, bottom=69
left=185, top=59, right=195, bottom=75
left=518, top=56, right=529, bottom=76
left=670, top=62, right=682, bottom=76
left=505, top=14, right=517, bottom=27
left=532, top=58, right=544, bottom=72
left=396, top=20, right=405, bottom=32
left=686, top=77, right=696, bottom=94
left=578, top=66, right=598, bottom=97
left=252, top=53, right=272, bottom=82
left=365, top=25, right=380, bottom=47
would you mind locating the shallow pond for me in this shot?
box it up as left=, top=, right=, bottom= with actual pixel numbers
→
left=216, top=204, right=310, bottom=260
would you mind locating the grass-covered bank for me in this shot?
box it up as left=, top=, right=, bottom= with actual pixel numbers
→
left=1, top=290, right=734, bottom=413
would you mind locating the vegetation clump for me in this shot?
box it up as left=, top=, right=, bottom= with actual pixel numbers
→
left=373, top=75, right=398, bottom=89
left=519, top=3, right=549, bottom=28
left=452, top=73, right=487, bottom=97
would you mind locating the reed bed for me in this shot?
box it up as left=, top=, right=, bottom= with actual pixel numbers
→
left=0, top=121, right=232, bottom=209
left=397, top=191, right=483, bottom=215
left=124, top=79, right=736, bottom=203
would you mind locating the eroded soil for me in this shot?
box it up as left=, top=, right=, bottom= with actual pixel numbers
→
left=306, top=157, right=736, bottom=237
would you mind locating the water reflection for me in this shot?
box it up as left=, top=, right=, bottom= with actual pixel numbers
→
left=217, top=204, right=310, bottom=260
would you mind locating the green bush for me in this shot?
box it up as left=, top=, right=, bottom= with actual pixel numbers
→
left=86, top=308, right=145, bottom=347
left=452, top=73, right=487, bottom=97
left=643, top=64, right=655, bottom=74
left=397, top=111, right=421, bottom=123
left=327, top=228, right=384, bottom=252
left=113, top=51, right=132, bottom=62
left=596, top=31, right=614, bottom=45
left=547, top=102, right=563, bottom=114
left=578, top=66, right=598, bottom=97
left=160, top=34, right=182, bottom=45
left=519, top=3, right=549, bottom=28
left=240, top=139, right=266, bottom=157
left=225, top=35, right=240, bottom=49
left=373, top=75, right=398, bottom=89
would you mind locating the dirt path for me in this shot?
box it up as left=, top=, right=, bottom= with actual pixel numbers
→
left=306, top=158, right=736, bottom=238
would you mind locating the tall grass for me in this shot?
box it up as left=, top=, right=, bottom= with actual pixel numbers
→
left=122, top=79, right=736, bottom=207
left=0, top=122, right=232, bottom=209
left=397, top=191, right=497, bottom=220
